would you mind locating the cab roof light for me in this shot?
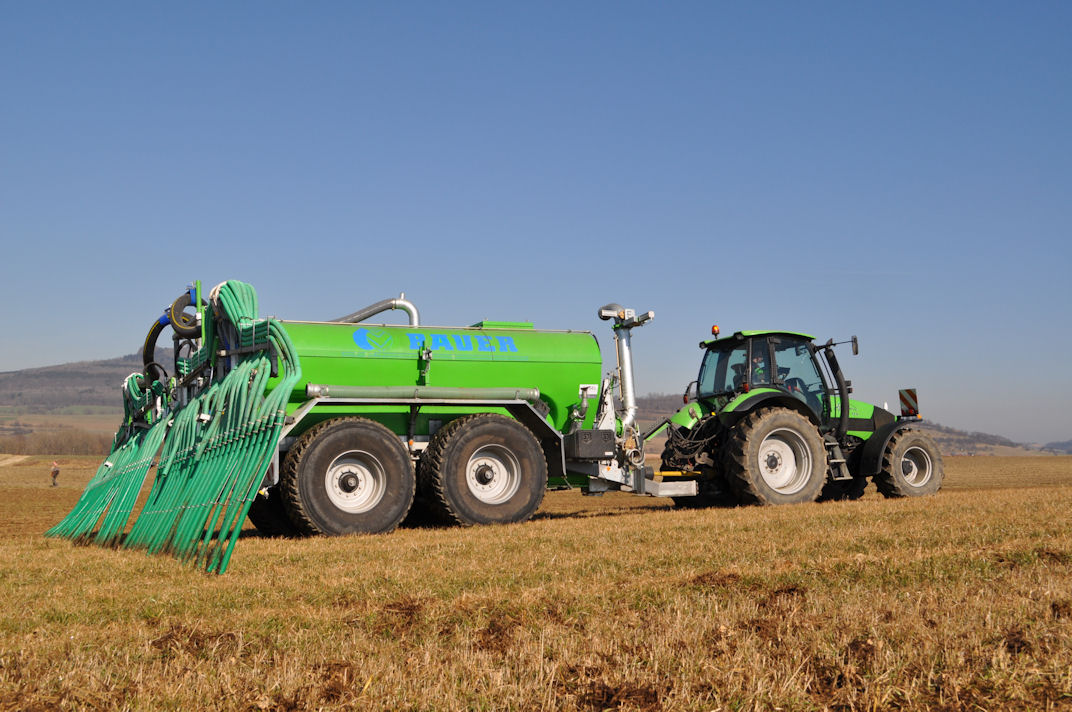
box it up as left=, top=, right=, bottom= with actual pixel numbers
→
left=711, top=325, right=720, bottom=337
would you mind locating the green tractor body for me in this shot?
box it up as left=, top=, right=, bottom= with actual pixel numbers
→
left=651, top=329, right=943, bottom=505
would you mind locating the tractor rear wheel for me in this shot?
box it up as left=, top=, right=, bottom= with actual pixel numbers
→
left=280, top=418, right=415, bottom=536
left=724, top=408, right=826, bottom=505
left=875, top=429, right=944, bottom=498
left=421, top=414, right=546, bottom=526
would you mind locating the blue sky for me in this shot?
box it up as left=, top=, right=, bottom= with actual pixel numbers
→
left=1, top=3, right=1069, bottom=443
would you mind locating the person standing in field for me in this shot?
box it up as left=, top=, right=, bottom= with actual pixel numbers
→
left=50, top=461, right=59, bottom=487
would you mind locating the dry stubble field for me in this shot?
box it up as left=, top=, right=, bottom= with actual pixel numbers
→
left=1, top=454, right=1071, bottom=711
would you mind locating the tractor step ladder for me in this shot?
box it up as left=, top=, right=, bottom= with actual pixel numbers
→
left=824, top=436, right=853, bottom=481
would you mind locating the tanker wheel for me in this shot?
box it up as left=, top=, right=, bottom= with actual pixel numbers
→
left=421, top=414, right=546, bottom=526
left=280, top=417, right=415, bottom=536
left=724, top=407, right=826, bottom=505
left=247, top=486, right=299, bottom=537
left=875, top=429, right=944, bottom=498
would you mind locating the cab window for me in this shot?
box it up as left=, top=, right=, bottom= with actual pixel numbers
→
left=697, top=344, right=748, bottom=398
left=773, top=338, right=826, bottom=414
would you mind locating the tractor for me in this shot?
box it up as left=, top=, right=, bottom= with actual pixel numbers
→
left=650, top=328, right=943, bottom=506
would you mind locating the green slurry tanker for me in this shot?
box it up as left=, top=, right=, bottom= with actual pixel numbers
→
left=48, top=280, right=942, bottom=573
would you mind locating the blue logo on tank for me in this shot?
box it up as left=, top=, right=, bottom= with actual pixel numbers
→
left=353, top=328, right=519, bottom=353
left=352, top=328, right=393, bottom=350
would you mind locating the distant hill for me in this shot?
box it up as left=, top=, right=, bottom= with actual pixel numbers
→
left=1045, top=440, right=1072, bottom=455
left=0, top=349, right=172, bottom=415
left=0, top=358, right=1062, bottom=456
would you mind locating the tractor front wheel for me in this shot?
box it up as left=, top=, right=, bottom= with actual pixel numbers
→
left=421, top=414, right=546, bottom=526
left=724, top=408, right=826, bottom=505
left=280, top=418, right=415, bottom=536
left=875, top=429, right=944, bottom=498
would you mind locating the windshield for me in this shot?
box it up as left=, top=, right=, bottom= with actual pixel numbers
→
left=773, top=337, right=827, bottom=415
left=697, top=343, right=748, bottom=398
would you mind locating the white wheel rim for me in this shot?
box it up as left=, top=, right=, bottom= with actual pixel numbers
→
left=901, top=446, right=933, bottom=487
left=324, top=450, right=387, bottom=513
left=757, top=427, right=812, bottom=495
left=466, top=445, right=521, bottom=505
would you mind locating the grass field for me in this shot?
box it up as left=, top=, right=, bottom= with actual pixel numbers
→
left=2, top=455, right=1071, bottom=711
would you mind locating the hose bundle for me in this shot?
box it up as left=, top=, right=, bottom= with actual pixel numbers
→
left=47, top=280, right=302, bottom=574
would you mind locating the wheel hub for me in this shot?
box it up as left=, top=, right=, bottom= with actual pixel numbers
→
left=757, top=427, right=812, bottom=495
left=325, top=450, right=387, bottom=513
left=900, top=446, right=933, bottom=487
left=474, top=464, right=495, bottom=486
left=339, top=471, right=360, bottom=493
left=466, top=444, right=522, bottom=505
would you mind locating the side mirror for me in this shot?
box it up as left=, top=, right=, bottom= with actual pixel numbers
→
left=851, top=335, right=859, bottom=355
left=683, top=380, right=698, bottom=403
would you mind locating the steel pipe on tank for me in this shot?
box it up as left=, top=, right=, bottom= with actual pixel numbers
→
left=331, top=294, right=420, bottom=326
left=305, top=384, right=540, bottom=402
left=616, top=327, right=639, bottom=432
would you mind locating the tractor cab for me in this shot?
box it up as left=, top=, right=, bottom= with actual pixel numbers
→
left=696, top=331, right=834, bottom=423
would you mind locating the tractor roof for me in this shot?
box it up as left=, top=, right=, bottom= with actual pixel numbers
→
left=700, top=329, right=816, bottom=349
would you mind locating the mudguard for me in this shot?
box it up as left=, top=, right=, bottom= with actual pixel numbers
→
left=717, top=389, right=820, bottom=428
left=855, top=420, right=918, bottom=476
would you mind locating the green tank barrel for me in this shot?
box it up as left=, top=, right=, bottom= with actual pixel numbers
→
left=274, top=320, right=602, bottom=433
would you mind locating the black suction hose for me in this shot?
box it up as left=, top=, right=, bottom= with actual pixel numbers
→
left=168, top=292, right=205, bottom=338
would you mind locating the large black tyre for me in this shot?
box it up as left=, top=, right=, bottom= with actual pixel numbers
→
left=724, top=408, right=827, bottom=505
left=420, top=414, right=546, bottom=526
left=875, top=429, right=944, bottom=498
left=247, top=486, right=299, bottom=537
left=280, top=418, right=415, bottom=536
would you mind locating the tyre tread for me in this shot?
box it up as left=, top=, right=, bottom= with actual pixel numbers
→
left=420, top=413, right=546, bottom=526
left=723, top=407, right=826, bottom=506
left=279, top=417, right=414, bottom=535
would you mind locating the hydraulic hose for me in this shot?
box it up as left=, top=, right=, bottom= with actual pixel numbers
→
left=53, top=279, right=302, bottom=574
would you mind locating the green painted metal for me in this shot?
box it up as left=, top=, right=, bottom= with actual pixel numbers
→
left=700, top=329, right=816, bottom=349
left=670, top=401, right=709, bottom=428
left=719, top=388, right=783, bottom=413
left=827, top=396, right=875, bottom=420
left=276, top=320, right=601, bottom=434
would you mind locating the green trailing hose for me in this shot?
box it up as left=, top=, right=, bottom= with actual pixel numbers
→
left=47, top=280, right=302, bottom=574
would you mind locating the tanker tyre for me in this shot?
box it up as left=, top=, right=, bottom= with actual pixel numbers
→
left=875, top=429, right=944, bottom=498
left=280, top=418, right=415, bottom=536
left=724, top=407, right=826, bottom=506
left=422, top=414, right=546, bottom=526
left=247, top=486, right=299, bottom=537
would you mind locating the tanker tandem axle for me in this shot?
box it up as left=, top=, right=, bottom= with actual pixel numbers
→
left=48, top=280, right=942, bottom=573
